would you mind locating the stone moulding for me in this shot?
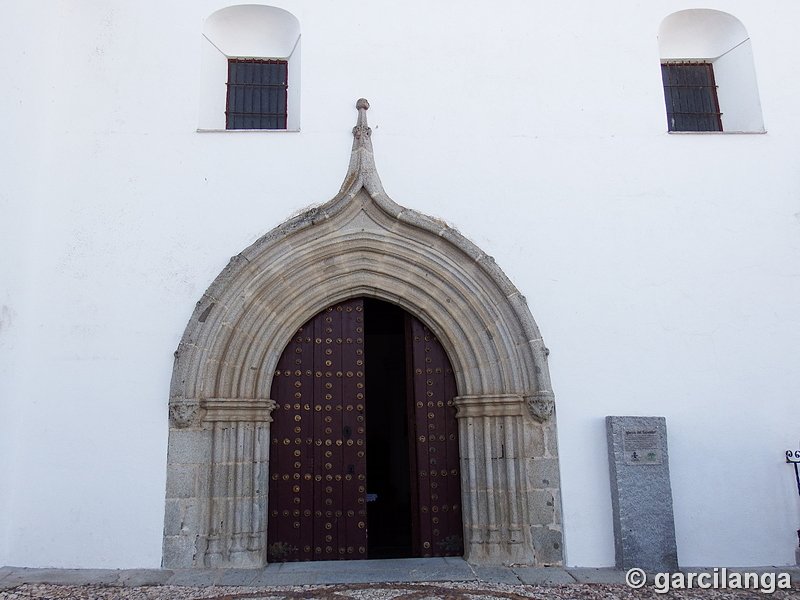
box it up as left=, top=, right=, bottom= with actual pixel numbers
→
left=164, top=99, right=562, bottom=568
left=168, top=399, right=275, bottom=427
left=201, top=399, right=276, bottom=422
left=455, top=395, right=527, bottom=418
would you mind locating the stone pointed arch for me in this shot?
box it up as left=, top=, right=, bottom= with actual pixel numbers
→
left=164, top=100, right=562, bottom=569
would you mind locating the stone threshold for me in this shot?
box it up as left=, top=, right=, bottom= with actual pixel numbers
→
left=1, top=559, right=798, bottom=589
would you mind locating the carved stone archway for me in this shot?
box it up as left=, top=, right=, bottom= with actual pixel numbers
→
left=163, top=100, right=562, bottom=568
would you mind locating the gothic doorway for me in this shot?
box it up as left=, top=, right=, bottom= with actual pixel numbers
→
left=266, top=297, right=463, bottom=562
left=164, top=101, right=561, bottom=570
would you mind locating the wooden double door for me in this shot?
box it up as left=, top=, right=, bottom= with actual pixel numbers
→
left=267, top=298, right=463, bottom=562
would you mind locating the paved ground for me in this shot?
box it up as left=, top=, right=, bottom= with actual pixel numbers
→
left=1, top=559, right=798, bottom=599
left=0, top=559, right=628, bottom=588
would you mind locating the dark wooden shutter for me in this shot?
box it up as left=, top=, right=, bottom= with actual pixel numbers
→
left=406, top=316, right=464, bottom=557
left=226, top=59, right=288, bottom=130
left=268, top=298, right=367, bottom=561
left=661, top=62, right=722, bottom=132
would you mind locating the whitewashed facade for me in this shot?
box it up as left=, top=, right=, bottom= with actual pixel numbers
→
left=1, top=0, right=798, bottom=570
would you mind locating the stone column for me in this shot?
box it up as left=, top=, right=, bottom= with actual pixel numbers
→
left=454, top=395, right=562, bottom=566
left=163, top=398, right=276, bottom=569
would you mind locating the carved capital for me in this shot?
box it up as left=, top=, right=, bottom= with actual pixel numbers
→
left=200, top=398, right=277, bottom=423
left=453, top=393, right=554, bottom=422
left=169, top=399, right=201, bottom=429
left=525, top=391, right=555, bottom=423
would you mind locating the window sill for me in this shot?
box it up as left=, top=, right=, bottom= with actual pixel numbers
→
left=667, top=130, right=766, bottom=134
left=197, top=128, right=300, bottom=133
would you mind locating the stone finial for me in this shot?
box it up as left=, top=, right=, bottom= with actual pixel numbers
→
left=353, top=99, right=371, bottom=140
left=339, top=98, right=384, bottom=196
left=352, top=98, right=372, bottom=146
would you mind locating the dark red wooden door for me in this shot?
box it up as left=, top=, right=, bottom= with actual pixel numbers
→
left=268, top=299, right=463, bottom=562
left=407, top=317, right=464, bottom=557
left=268, top=298, right=367, bottom=562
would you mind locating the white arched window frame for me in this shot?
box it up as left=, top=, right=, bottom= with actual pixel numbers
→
left=199, top=5, right=301, bottom=131
left=658, top=10, right=764, bottom=133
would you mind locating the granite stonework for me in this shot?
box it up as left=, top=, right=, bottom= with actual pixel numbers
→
left=164, top=101, right=562, bottom=568
left=606, top=416, right=678, bottom=573
left=163, top=400, right=275, bottom=569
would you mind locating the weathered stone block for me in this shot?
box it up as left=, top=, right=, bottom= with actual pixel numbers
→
left=526, top=457, right=561, bottom=489
left=180, top=499, right=202, bottom=535
left=530, top=526, right=563, bottom=566
left=162, top=535, right=199, bottom=569
left=196, top=462, right=213, bottom=498
left=542, top=422, right=559, bottom=458
left=166, top=464, right=198, bottom=499
left=606, top=416, right=678, bottom=573
left=163, top=500, right=183, bottom=536
left=165, top=498, right=203, bottom=536
left=522, top=425, right=546, bottom=457
left=168, top=428, right=212, bottom=465
left=528, top=489, right=556, bottom=525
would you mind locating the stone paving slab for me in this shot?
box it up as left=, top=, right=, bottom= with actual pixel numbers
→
left=0, top=568, right=121, bottom=586
left=217, top=569, right=262, bottom=586
left=163, top=570, right=218, bottom=587
left=117, top=569, right=175, bottom=587
left=314, top=570, right=414, bottom=584
left=469, top=566, right=523, bottom=585
left=567, top=568, right=628, bottom=584
left=515, top=567, right=577, bottom=585
left=251, top=572, right=320, bottom=586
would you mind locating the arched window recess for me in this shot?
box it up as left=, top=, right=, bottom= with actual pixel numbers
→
left=658, top=9, right=764, bottom=133
left=199, top=5, right=301, bottom=131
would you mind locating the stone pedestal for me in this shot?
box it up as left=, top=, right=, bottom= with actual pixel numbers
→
left=606, top=416, right=678, bottom=573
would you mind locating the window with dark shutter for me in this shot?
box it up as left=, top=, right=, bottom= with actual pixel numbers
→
left=661, top=62, right=722, bottom=132
left=226, top=59, right=288, bottom=130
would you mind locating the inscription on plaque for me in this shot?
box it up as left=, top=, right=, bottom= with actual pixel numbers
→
left=622, top=427, right=662, bottom=465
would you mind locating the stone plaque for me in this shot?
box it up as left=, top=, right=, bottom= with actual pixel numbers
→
left=622, top=427, right=662, bottom=465
left=606, top=416, right=678, bottom=573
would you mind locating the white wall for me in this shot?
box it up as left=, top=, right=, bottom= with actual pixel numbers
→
left=0, top=0, right=61, bottom=568
left=1, top=0, right=799, bottom=569
left=714, top=40, right=763, bottom=132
